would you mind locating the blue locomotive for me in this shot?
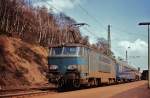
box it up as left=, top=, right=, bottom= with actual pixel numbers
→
left=48, top=43, right=140, bottom=88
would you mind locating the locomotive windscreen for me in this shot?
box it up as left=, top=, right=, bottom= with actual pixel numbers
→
left=50, top=46, right=80, bottom=56
left=63, top=47, right=77, bottom=55
left=52, top=47, right=63, bottom=55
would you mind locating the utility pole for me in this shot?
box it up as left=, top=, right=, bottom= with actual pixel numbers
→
left=139, top=22, right=150, bottom=88
left=126, top=50, right=128, bottom=61
left=108, top=25, right=111, bottom=49
left=126, top=47, right=131, bottom=63
left=107, top=25, right=111, bottom=56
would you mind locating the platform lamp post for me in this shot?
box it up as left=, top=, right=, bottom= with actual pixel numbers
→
left=139, top=22, right=150, bottom=88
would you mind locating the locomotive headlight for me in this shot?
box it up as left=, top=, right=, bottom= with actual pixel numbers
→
left=49, top=65, right=58, bottom=70
left=67, top=65, right=77, bottom=70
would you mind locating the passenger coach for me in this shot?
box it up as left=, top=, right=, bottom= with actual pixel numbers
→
left=116, top=61, right=141, bottom=82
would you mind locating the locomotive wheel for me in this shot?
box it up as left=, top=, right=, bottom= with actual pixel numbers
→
left=57, top=78, right=65, bottom=88
left=97, top=79, right=101, bottom=86
left=108, top=78, right=112, bottom=85
left=94, top=79, right=99, bottom=87
left=73, top=79, right=80, bottom=88
left=88, top=78, right=95, bottom=87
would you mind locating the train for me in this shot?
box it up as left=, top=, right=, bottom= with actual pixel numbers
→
left=47, top=43, right=141, bottom=89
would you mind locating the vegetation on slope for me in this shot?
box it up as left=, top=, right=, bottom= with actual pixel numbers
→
left=0, top=35, right=48, bottom=89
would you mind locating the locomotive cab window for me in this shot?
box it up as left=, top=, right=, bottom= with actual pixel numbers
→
left=63, top=47, right=78, bottom=55
left=49, top=46, right=82, bottom=56
left=52, top=47, right=63, bottom=56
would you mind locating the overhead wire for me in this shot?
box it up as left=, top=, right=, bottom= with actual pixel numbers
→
left=69, top=0, right=108, bottom=40
left=74, top=2, right=107, bottom=31
left=37, top=0, right=122, bottom=42
left=33, top=0, right=147, bottom=41
left=36, top=0, right=101, bottom=40
left=113, top=26, right=147, bottom=37
left=83, top=27, right=99, bottom=39
left=71, top=1, right=147, bottom=39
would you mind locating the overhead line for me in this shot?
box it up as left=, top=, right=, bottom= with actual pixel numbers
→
left=33, top=0, right=147, bottom=39
left=72, top=1, right=147, bottom=38
left=70, top=1, right=107, bottom=31
left=82, top=27, right=100, bottom=39
left=113, top=26, right=147, bottom=37
left=35, top=0, right=101, bottom=40
left=34, top=0, right=146, bottom=42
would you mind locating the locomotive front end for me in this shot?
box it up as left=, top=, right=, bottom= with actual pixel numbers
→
left=48, top=45, right=87, bottom=88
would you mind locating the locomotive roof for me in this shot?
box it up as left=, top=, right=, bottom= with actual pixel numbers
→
left=49, top=43, right=111, bottom=56
left=49, top=43, right=91, bottom=49
left=49, top=43, right=116, bottom=61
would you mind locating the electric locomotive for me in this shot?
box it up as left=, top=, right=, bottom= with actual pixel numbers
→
left=48, top=43, right=116, bottom=88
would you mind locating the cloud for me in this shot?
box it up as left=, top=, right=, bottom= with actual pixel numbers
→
left=117, top=39, right=148, bottom=70
left=32, top=0, right=81, bottom=13
left=118, top=39, right=148, bottom=52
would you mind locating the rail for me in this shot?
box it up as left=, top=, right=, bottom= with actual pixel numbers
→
left=0, top=91, right=49, bottom=98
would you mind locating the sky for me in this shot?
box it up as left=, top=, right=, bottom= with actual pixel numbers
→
left=32, top=0, right=150, bottom=71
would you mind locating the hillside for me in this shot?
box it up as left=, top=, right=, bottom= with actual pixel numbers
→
left=0, top=35, right=48, bottom=89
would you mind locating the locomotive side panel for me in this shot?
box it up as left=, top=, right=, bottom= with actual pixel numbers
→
left=88, top=50, right=100, bottom=77
left=99, top=55, right=116, bottom=79
left=88, top=49, right=116, bottom=83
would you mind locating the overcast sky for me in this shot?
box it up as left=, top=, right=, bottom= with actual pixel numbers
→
left=33, top=0, right=150, bottom=71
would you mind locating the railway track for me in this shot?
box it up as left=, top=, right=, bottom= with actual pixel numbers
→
left=0, top=90, right=51, bottom=98
left=0, top=86, right=56, bottom=98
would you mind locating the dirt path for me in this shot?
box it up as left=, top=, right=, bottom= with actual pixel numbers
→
left=30, top=81, right=150, bottom=98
